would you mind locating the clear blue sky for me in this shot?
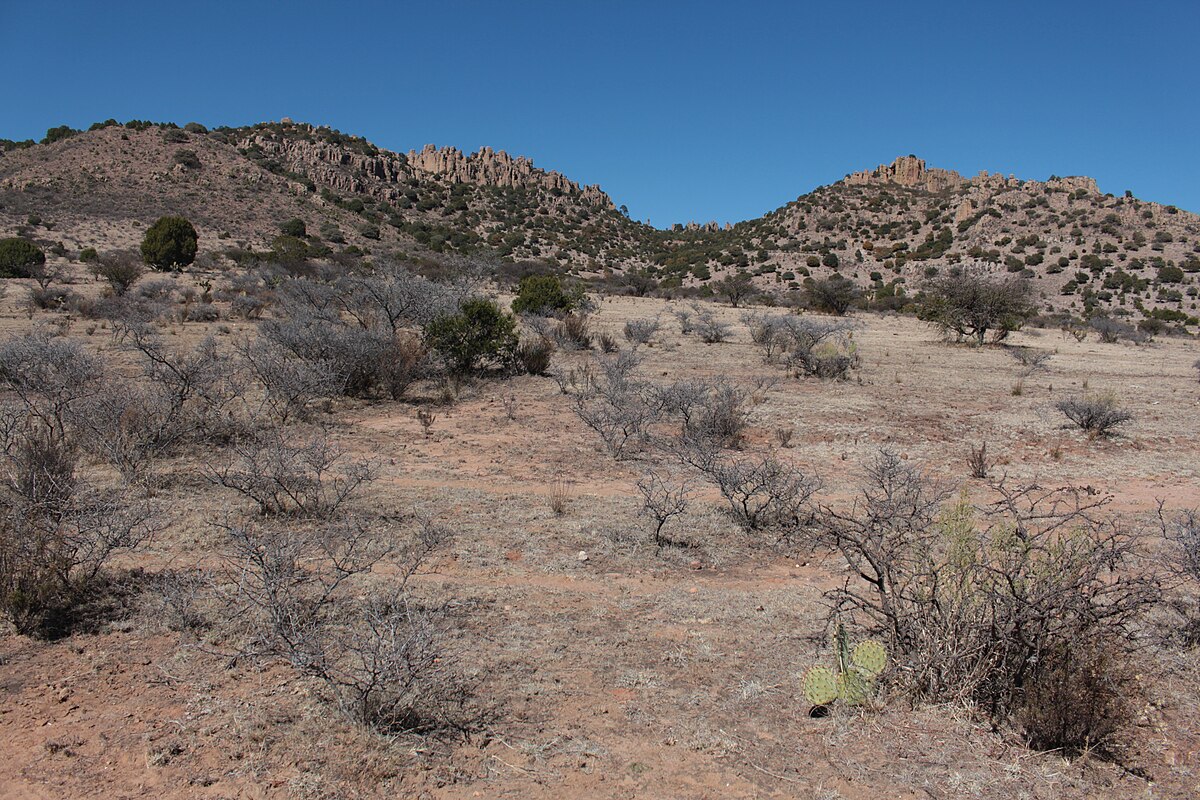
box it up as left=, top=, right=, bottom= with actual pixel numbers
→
left=3, top=0, right=1197, bottom=225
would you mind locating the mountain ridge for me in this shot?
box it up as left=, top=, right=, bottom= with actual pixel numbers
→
left=2, top=119, right=1198, bottom=322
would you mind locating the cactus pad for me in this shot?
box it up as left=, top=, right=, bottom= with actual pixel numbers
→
left=802, top=666, right=839, bottom=706
left=837, top=668, right=876, bottom=705
left=852, top=639, right=887, bottom=677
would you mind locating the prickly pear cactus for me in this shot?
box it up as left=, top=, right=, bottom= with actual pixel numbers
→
left=837, top=668, right=875, bottom=706
left=802, top=625, right=888, bottom=710
left=802, top=666, right=839, bottom=706
left=851, top=639, right=887, bottom=677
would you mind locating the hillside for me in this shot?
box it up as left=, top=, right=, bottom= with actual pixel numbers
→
left=2, top=121, right=1199, bottom=321
left=649, top=155, right=1200, bottom=321
left=0, top=120, right=652, bottom=269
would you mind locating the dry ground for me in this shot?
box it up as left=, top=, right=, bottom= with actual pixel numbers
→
left=1, top=281, right=1199, bottom=799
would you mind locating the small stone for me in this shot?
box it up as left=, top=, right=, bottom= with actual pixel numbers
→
left=688, top=560, right=702, bottom=570
left=577, top=551, right=589, bottom=562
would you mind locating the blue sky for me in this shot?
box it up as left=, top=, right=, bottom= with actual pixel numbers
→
left=2, top=1, right=1197, bottom=225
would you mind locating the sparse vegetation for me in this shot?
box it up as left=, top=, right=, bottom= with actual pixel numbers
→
left=1056, top=392, right=1133, bottom=437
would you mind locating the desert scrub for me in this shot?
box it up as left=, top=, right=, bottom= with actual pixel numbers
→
left=1055, top=391, right=1133, bottom=438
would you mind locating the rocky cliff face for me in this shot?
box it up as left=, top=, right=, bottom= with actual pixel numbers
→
left=845, top=155, right=968, bottom=193
left=406, top=144, right=613, bottom=208
left=241, top=133, right=411, bottom=198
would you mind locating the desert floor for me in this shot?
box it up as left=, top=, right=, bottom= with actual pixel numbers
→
left=1, top=284, right=1198, bottom=800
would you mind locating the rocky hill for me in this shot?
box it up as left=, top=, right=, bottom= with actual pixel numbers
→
left=0, top=120, right=650, bottom=269
left=648, top=155, right=1199, bottom=321
left=2, top=121, right=1198, bottom=322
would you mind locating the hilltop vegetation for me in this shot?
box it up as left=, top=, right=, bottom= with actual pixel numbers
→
left=2, top=121, right=1199, bottom=334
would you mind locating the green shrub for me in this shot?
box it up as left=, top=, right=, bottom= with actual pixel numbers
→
left=425, top=298, right=518, bottom=374
left=280, top=218, right=307, bottom=238
left=78, top=247, right=99, bottom=263
left=511, top=274, right=577, bottom=315
left=140, top=216, right=198, bottom=271
left=172, top=149, right=201, bottom=169
left=0, top=238, right=46, bottom=278
left=1158, top=265, right=1185, bottom=284
left=41, top=125, right=78, bottom=145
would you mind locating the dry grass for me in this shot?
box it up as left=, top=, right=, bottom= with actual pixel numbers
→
left=0, top=280, right=1198, bottom=799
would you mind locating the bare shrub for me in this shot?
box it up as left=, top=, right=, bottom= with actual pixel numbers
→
left=261, top=271, right=467, bottom=399
left=1160, top=506, right=1200, bottom=644
left=0, top=425, right=156, bottom=636
left=1090, top=316, right=1144, bottom=344
left=553, top=313, right=593, bottom=350
left=597, top=332, right=618, bottom=353
left=26, top=286, right=74, bottom=312
left=780, top=317, right=860, bottom=380
left=379, top=334, right=432, bottom=400
left=548, top=480, right=569, bottom=515
left=207, top=428, right=377, bottom=517
left=1007, top=346, right=1051, bottom=376
left=1015, top=635, right=1141, bottom=760
left=217, top=515, right=463, bottom=732
left=774, top=425, right=794, bottom=448
left=339, top=261, right=460, bottom=333
left=0, top=331, right=103, bottom=440
left=571, top=352, right=660, bottom=459
left=636, top=470, right=690, bottom=547
left=238, top=338, right=337, bottom=423
left=573, top=389, right=658, bottom=460
left=1056, top=392, right=1133, bottom=437
left=230, top=293, right=270, bottom=320
left=95, top=254, right=144, bottom=296
left=671, top=306, right=693, bottom=335
left=743, top=312, right=788, bottom=363
left=690, top=303, right=730, bottom=344
left=262, top=316, right=394, bottom=398
left=623, top=318, right=660, bottom=346
left=967, top=441, right=992, bottom=479
left=183, top=302, right=220, bottom=322
left=656, top=378, right=749, bottom=449
left=817, top=451, right=1160, bottom=733
left=692, top=451, right=818, bottom=534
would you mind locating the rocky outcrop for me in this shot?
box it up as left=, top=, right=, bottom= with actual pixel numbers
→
left=240, top=134, right=411, bottom=197
left=846, top=155, right=968, bottom=193
left=407, top=144, right=614, bottom=209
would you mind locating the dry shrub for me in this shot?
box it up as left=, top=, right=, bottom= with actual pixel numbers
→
left=554, top=313, right=592, bottom=350
left=0, top=425, right=156, bottom=637
left=656, top=378, right=749, bottom=449
left=207, top=428, right=377, bottom=517
left=816, top=450, right=1159, bottom=753
left=1015, top=635, right=1141, bottom=760
left=216, top=515, right=465, bottom=733
left=967, top=441, right=991, bottom=479
left=516, top=337, right=554, bottom=376
left=1056, top=391, right=1133, bottom=438
left=238, top=338, right=338, bottom=423
left=1007, top=346, right=1051, bottom=375
left=95, top=254, right=144, bottom=296
left=623, top=318, right=660, bottom=346
left=690, top=303, right=730, bottom=343
left=636, top=470, right=690, bottom=547
left=1161, top=506, right=1200, bottom=644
